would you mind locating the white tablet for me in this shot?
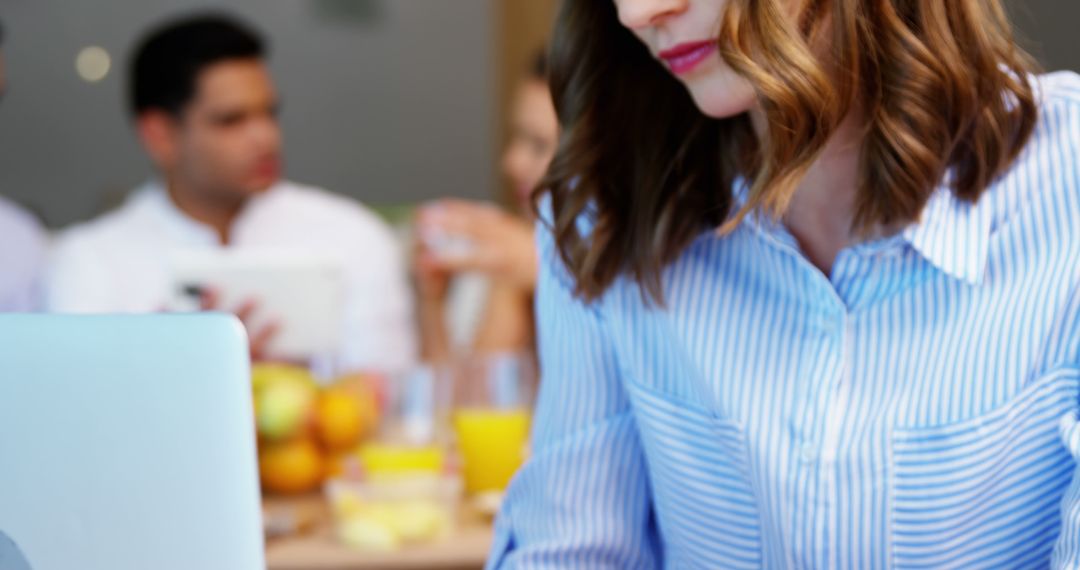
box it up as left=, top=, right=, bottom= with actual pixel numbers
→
left=169, top=249, right=345, bottom=361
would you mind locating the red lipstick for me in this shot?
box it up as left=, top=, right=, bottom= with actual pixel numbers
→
left=659, top=41, right=718, bottom=75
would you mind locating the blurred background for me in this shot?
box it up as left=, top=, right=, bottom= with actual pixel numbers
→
left=0, top=1, right=1076, bottom=227
left=0, top=0, right=559, bottom=227
left=0, top=1, right=1076, bottom=567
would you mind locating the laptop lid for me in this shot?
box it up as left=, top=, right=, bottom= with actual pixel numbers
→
left=0, top=314, right=264, bottom=570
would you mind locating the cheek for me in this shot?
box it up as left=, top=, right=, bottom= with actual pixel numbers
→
left=186, top=133, right=242, bottom=176
left=503, top=144, right=528, bottom=177
left=527, top=150, right=551, bottom=181
left=182, top=127, right=219, bottom=156
left=541, top=141, right=558, bottom=167
left=206, top=132, right=251, bottom=166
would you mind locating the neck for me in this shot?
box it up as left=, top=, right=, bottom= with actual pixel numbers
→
left=749, top=106, right=866, bottom=276
left=164, top=175, right=247, bottom=245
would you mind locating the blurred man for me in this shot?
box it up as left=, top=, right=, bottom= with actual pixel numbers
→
left=47, top=14, right=416, bottom=375
left=0, top=20, right=49, bottom=312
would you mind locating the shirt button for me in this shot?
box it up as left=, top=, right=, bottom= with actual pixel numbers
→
left=799, top=443, right=818, bottom=463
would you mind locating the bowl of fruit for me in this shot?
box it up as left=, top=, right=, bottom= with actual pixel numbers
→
left=251, top=364, right=382, bottom=495
left=326, top=469, right=462, bottom=552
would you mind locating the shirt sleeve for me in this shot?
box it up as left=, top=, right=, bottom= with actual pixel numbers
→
left=0, top=200, right=48, bottom=312
left=1055, top=411, right=1080, bottom=568
left=1050, top=87, right=1080, bottom=568
left=1052, top=289, right=1080, bottom=568
left=486, top=212, right=660, bottom=569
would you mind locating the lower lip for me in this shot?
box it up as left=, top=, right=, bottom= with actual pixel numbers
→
left=662, top=44, right=718, bottom=75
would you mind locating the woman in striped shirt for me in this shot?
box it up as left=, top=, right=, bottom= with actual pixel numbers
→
left=489, top=0, right=1080, bottom=568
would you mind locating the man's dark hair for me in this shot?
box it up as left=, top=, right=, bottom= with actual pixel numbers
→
left=129, top=13, right=265, bottom=117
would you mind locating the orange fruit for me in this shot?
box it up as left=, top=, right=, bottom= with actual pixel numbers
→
left=316, top=390, right=362, bottom=451
left=316, top=387, right=378, bottom=451
left=259, top=439, right=325, bottom=495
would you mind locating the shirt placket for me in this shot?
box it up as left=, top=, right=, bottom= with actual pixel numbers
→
left=813, top=249, right=885, bottom=569
left=800, top=285, right=850, bottom=569
left=745, top=220, right=851, bottom=569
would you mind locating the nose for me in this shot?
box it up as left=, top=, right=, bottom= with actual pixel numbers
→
left=615, top=0, right=689, bottom=30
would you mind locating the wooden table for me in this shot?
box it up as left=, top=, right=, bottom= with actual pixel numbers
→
left=264, top=496, right=494, bottom=570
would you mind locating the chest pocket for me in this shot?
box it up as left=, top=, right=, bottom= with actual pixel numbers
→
left=626, top=380, right=764, bottom=569
left=891, top=367, right=1080, bottom=569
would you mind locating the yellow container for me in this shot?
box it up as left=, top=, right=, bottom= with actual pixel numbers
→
left=453, top=408, right=530, bottom=494
left=359, top=443, right=445, bottom=477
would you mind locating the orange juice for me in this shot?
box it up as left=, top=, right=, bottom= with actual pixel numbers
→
left=359, top=443, right=445, bottom=477
left=453, top=408, right=531, bottom=494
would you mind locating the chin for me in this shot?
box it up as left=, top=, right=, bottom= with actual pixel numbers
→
left=685, top=73, right=757, bottom=119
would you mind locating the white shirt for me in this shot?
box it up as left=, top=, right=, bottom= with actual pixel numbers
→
left=47, top=180, right=417, bottom=376
left=0, top=196, right=48, bottom=312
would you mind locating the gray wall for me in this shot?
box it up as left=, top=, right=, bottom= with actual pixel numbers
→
left=1010, top=0, right=1080, bottom=73
left=0, top=0, right=496, bottom=228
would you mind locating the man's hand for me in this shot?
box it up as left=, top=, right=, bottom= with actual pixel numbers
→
left=200, top=288, right=281, bottom=361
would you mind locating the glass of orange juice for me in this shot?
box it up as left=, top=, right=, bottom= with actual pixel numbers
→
left=452, top=352, right=537, bottom=496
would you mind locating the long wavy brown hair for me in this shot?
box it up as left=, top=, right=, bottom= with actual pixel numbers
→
left=540, top=0, right=1039, bottom=303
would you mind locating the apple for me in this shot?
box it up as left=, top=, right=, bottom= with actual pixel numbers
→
left=252, top=364, right=315, bottom=395
left=254, top=374, right=317, bottom=441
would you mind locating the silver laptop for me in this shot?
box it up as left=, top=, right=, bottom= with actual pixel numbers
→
left=0, top=314, right=265, bottom=570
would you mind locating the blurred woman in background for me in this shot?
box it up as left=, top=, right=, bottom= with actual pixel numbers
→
left=414, top=52, right=557, bottom=362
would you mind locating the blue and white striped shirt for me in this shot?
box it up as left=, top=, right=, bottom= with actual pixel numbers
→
left=488, top=72, right=1080, bottom=569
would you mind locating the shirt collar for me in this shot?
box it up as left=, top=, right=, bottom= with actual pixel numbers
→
left=900, top=184, right=993, bottom=286
left=135, top=179, right=283, bottom=247
left=129, top=179, right=217, bottom=246
left=729, top=177, right=993, bottom=286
